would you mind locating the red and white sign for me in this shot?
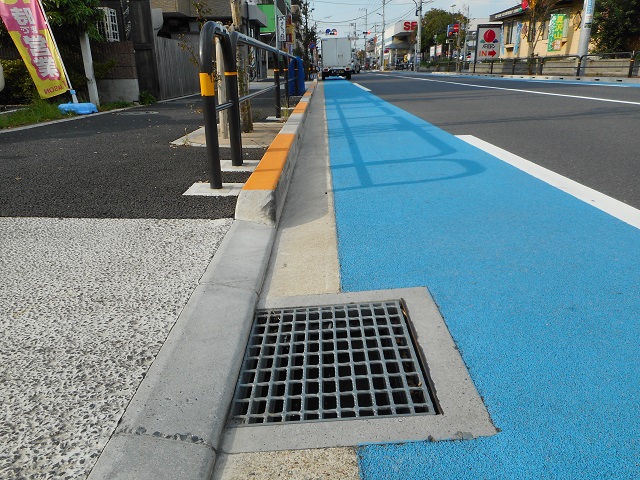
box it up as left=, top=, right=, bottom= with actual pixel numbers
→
left=403, top=21, right=418, bottom=31
left=476, top=25, right=501, bottom=59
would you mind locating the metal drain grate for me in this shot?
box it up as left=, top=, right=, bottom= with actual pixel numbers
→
left=230, top=300, right=437, bottom=425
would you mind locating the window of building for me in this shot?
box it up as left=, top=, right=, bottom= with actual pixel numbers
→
left=504, top=20, right=518, bottom=44
left=98, top=7, right=120, bottom=42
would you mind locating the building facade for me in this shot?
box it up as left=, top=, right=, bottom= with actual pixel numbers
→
left=490, top=0, right=585, bottom=58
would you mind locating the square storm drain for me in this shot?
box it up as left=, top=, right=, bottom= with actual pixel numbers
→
left=229, top=300, right=437, bottom=425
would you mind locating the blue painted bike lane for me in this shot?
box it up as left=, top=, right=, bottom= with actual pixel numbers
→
left=323, top=80, right=640, bottom=479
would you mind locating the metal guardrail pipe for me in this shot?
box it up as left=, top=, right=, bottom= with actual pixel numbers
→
left=199, top=22, right=225, bottom=189
left=239, top=84, right=278, bottom=104
left=223, top=31, right=243, bottom=167
left=199, top=21, right=301, bottom=187
left=465, top=50, right=639, bottom=79
left=230, top=29, right=297, bottom=119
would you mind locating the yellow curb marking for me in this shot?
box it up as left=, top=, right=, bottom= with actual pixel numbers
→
left=243, top=134, right=295, bottom=190
left=293, top=102, right=308, bottom=114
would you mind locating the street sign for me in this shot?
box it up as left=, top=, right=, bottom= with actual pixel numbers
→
left=278, top=16, right=286, bottom=42
left=447, top=24, right=460, bottom=37
left=476, top=25, right=501, bottom=60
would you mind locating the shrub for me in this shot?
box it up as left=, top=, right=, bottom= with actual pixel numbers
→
left=0, top=59, right=38, bottom=104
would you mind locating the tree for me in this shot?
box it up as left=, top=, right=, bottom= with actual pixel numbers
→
left=521, top=0, right=564, bottom=57
left=421, top=8, right=453, bottom=55
left=420, top=8, right=466, bottom=60
left=292, top=0, right=317, bottom=80
left=592, top=0, right=640, bottom=52
left=41, top=0, right=104, bottom=43
left=230, top=0, right=252, bottom=132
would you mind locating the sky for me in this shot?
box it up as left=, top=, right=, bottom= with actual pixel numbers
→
left=310, top=0, right=515, bottom=38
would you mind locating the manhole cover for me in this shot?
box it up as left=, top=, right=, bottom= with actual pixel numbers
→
left=230, top=300, right=437, bottom=425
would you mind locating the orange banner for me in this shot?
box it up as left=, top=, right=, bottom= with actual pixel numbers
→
left=0, top=0, right=69, bottom=98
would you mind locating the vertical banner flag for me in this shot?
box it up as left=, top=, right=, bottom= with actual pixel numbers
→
left=514, top=22, right=522, bottom=56
left=547, top=14, right=566, bottom=52
left=0, top=0, right=70, bottom=98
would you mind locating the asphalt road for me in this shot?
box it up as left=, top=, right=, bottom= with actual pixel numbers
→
left=352, top=72, right=640, bottom=209
left=0, top=95, right=275, bottom=219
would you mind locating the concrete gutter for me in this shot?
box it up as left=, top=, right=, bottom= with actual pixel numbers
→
left=88, top=82, right=318, bottom=480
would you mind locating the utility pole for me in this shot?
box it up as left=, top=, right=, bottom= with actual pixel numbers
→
left=381, top=0, right=386, bottom=69
left=461, top=4, right=470, bottom=69
left=413, top=0, right=435, bottom=71
left=360, top=8, right=367, bottom=62
left=414, top=0, right=422, bottom=71
left=577, top=0, right=595, bottom=74
left=304, top=1, right=312, bottom=79
left=450, top=4, right=456, bottom=60
left=455, top=6, right=462, bottom=71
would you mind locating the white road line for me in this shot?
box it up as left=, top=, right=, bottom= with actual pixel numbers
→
left=458, top=135, right=640, bottom=230
left=386, top=74, right=640, bottom=106
left=353, top=83, right=371, bottom=91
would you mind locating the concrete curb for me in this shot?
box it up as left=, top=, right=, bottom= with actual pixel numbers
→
left=235, top=82, right=318, bottom=226
left=429, top=71, right=640, bottom=85
left=88, top=83, right=319, bottom=479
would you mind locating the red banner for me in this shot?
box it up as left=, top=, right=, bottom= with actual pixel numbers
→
left=0, top=0, right=70, bottom=98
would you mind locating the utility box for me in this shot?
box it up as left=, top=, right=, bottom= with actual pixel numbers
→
left=320, top=37, right=352, bottom=80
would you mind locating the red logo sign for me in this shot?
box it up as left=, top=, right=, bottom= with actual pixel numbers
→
left=403, top=21, right=418, bottom=31
left=483, top=29, right=497, bottom=43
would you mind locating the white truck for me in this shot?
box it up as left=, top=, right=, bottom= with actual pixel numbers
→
left=320, top=37, right=352, bottom=80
